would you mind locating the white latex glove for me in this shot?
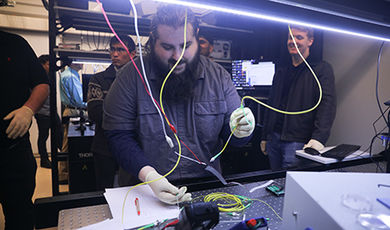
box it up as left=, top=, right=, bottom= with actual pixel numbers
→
left=229, top=107, right=255, bottom=138
left=4, top=106, right=34, bottom=139
left=260, top=141, right=267, bottom=155
left=145, top=171, right=192, bottom=205
left=303, top=139, right=324, bottom=151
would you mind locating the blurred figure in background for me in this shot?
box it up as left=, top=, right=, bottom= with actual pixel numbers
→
left=199, top=34, right=214, bottom=58
left=59, top=60, right=85, bottom=183
left=34, top=54, right=63, bottom=168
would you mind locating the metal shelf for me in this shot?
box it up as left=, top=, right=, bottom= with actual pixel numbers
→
left=54, top=5, right=255, bottom=36
left=54, top=48, right=110, bottom=61
left=55, top=5, right=151, bottom=35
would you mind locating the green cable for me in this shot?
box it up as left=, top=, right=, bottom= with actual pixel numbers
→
left=137, top=223, right=155, bottom=230
left=137, top=219, right=169, bottom=230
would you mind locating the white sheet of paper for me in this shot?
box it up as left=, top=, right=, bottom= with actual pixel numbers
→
left=104, top=185, right=180, bottom=229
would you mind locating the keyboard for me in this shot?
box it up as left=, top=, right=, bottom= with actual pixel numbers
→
left=321, top=144, right=361, bottom=161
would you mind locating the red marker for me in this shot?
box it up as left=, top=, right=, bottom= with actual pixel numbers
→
left=135, top=198, right=141, bottom=216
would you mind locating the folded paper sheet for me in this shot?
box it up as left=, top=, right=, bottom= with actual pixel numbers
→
left=103, top=185, right=180, bottom=229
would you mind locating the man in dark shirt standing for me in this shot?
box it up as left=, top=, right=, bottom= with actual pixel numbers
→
left=87, top=35, right=136, bottom=190
left=261, top=26, right=336, bottom=170
left=0, top=30, right=49, bottom=229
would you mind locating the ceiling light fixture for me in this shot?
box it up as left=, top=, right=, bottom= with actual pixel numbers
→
left=72, top=60, right=111, bottom=65
left=154, top=0, right=390, bottom=42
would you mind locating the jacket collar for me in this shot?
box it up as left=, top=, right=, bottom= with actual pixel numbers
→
left=107, top=64, right=116, bottom=71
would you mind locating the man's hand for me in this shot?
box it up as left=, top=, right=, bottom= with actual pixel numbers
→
left=145, top=171, right=192, bottom=205
left=229, top=107, right=255, bottom=138
left=260, top=141, right=267, bottom=155
left=304, top=139, right=324, bottom=151
left=4, top=106, right=34, bottom=139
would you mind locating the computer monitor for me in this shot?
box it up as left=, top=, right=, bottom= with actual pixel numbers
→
left=231, top=60, right=275, bottom=89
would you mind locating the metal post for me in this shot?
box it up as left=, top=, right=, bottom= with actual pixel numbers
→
left=49, top=0, right=60, bottom=195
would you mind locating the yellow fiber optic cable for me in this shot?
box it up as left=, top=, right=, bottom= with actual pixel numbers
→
left=120, top=9, right=190, bottom=225
left=251, top=198, right=283, bottom=221
left=210, top=126, right=237, bottom=162
left=159, top=10, right=188, bottom=127
left=121, top=133, right=182, bottom=224
left=194, top=192, right=283, bottom=221
left=203, top=192, right=251, bottom=212
left=210, top=24, right=323, bottom=162
left=239, top=25, right=322, bottom=115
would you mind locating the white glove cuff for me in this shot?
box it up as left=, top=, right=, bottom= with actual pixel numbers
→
left=145, top=170, right=160, bottom=182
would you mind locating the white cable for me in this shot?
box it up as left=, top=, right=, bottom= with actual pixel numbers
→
left=249, top=180, right=274, bottom=193
left=174, top=151, right=206, bottom=165
left=128, top=0, right=172, bottom=146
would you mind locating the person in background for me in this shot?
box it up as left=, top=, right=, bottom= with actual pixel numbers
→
left=103, top=5, right=255, bottom=205
left=59, top=60, right=85, bottom=183
left=0, top=30, right=49, bottom=229
left=261, top=26, right=336, bottom=170
left=87, top=35, right=136, bottom=190
left=34, top=54, right=63, bottom=169
left=60, top=61, right=85, bottom=152
left=199, top=34, right=214, bottom=57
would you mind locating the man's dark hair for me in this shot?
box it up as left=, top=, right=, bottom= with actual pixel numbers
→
left=198, top=34, right=213, bottom=44
left=110, top=34, right=136, bottom=52
left=146, top=5, right=199, bottom=52
left=38, top=54, right=49, bottom=64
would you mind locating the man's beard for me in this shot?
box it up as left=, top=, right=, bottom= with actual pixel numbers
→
left=151, top=48, right=200, bottom=101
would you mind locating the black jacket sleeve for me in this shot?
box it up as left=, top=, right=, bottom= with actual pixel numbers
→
left=311, top=62, right=337, bottom=144
left=105, top=130, right=151, bottom=177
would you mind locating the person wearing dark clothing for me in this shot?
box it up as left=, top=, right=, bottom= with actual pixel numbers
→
left=0, top=30, right=49, bottom=230
left=103, top=6, right=255, bottom=205
left=199, top=34, right=214, bottom=57
left=87, top=35, right=136, bottom=190
left=261, top=26, right=336, bottom=170
left=34, top=55, right=63, bottom=168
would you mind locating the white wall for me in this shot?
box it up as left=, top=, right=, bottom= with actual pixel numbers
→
left=323, top=31, right=390, bottom=154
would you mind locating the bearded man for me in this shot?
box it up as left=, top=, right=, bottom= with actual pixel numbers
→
left=103, top=5, right=255, bottom=205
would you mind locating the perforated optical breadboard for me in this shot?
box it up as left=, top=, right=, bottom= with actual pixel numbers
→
left=57, top=204, right=112, bottom=230
left=57, top=179, right=284, bottom=230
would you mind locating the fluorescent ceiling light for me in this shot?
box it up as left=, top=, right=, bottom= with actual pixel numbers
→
left=72, top=60, right=111, bottom=65
left=154, top=0, right=390, bottom=42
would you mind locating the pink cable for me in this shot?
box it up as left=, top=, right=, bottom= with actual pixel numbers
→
left=95, top=0, right=168, bottom=120
left=96, top=0, right=205, bottom=164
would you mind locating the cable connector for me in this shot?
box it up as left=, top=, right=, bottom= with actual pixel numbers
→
left=165, top=135, right=174, bottom=148
left=380, top=133, right=390, bottom=147
left=210, top=155, right=217, bottom=163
